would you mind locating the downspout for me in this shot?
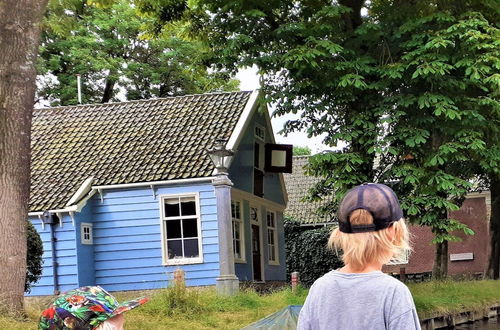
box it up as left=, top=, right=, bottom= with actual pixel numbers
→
left=43, top=211, right=60, bottom=295
left=50, top=223, right=59, bottom=295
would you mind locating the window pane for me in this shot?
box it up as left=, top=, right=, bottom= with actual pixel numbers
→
left=254, top=143, right=260, bottom=168
left=183, top=218, right=198, bottom=238
left=234, top=240, right=241, bottom=259
left=235, top=202, right=240, bottom=219
left=164, top=198, right=180, bottom=217
left=168, top=240, right=182, bottom=259
left=268, top=229, right=274, bottom=245
left=166, top=220, right=181, bottom=239
left=180, top=197, right=196, bottom=216
left=184, top=239, right=199, bottom=258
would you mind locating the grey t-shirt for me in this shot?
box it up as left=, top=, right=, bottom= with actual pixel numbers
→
left=297, top=270, right=421, bottom=330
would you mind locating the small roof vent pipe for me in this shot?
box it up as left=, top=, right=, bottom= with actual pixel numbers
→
left=76, top=74, right=82, bottom=104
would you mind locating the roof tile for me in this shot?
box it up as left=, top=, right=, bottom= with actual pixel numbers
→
left=30, top=91, right=252, bottom=212
left=283, top=156, right=335, bottom=225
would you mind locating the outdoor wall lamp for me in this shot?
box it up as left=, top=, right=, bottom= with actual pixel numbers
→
left=207, top=138, right=234, bottom=175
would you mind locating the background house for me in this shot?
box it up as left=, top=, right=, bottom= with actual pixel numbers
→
left=28, top=90, right=290, bottom=296
left=284, top=155, right=491, bottom=278
left=284, top=156, right=332, bottom=226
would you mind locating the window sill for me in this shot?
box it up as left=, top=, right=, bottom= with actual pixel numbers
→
left=268, top=261, right=280, bottom=266
left=235, top=259, right=247, bottom=264
left=386, top=261, right=409, bottom=266
left=163, top=258, right=203, bottom=266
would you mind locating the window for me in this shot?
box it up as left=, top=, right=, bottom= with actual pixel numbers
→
left=266, top=211, right=279, bottom=265
left=255, top=124, right=265, bottom=141
left=81, top=223, right=93, bottom=245
left=254, top=142, right=264, bottom=197
left=160, top=194, right=202, bottom=265
left=387, top=250, right=410, bottom=265
left=231, top=200, right=245, bottom=262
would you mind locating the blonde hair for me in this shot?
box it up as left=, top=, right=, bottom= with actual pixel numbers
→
left=329, top=209, right=411, bottom=271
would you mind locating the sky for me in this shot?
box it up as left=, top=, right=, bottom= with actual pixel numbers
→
left=235, top=66, right=329, bottom=154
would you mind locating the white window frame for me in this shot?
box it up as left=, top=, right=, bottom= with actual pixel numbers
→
left=231, top=200, right=246, bottom=263
left=387, top=249, right=410, bottom=265
left=255, top=124, right=265, bottom=142
left=81, top=223, right=93, bottom=245
left=266, top=210, right=280, bottom=266
left=159, top=193, right=203, bottom=266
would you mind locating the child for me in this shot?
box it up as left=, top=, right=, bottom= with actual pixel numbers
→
left=39, top=286, right=149, bottom=330
left=297, top=183, right=421, bottom=330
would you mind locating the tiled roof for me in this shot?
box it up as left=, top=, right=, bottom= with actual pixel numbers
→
left=30, top=91, right=252, bottom=212
left=283, top=156, right=335, bottom=225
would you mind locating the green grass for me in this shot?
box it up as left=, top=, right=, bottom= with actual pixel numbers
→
left=408, top=280, right=500, bottom=319
left=1, top=280, right=499, bottom=329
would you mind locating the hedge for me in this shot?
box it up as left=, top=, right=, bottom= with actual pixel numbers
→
left=284, top=218, right=343, bottom=287
left=26, top=220, right=43, bottom=293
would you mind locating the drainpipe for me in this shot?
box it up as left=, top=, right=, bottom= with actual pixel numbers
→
left=42, top=211, right=60, bottom=295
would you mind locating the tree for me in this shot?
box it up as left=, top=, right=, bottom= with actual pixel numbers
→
left=293, top=146, right=312, bottom=156
left=26, top=221, right=43, bottom=293
left=37, top=0, right=238, bottom=106
left=0, top=0, right=48, bottom=311
left=147, top=0, right=500, bottom=278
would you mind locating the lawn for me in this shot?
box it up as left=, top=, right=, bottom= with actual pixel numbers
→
left=2, top=280, right=499, bottom=329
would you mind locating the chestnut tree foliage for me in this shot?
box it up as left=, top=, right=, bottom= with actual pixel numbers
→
left=135, top=0, right=500, bottom=278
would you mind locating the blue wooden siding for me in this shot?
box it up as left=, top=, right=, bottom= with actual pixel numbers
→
left=27, top=214, right=79, bottom=296
left=28, top=182, right=220, bottom=295
left=233, top=200, right=286, bottom=282
left=91, top=183, right=219, bottom=292
left=228, top=108, right=285, bottom=206
left=75, top=201, right=95, bottom=287
left=263, top=211, right=286, bottom=281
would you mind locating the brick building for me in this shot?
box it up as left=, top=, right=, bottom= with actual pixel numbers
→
left=384, top=191, right=491, bottom=276
left=284, top=156, right=492, bottom=276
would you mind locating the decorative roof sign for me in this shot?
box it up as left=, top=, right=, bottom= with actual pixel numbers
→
left=265, top=144, right=293, bottom=173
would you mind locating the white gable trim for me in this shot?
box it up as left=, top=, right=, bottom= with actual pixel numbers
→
left=231, top=188, right=286, bottom=211
left=225, top=89, right=288, bottom=206
left=226, top=89, right=261, bottom=152
left=28, top=176, right=215, bottom=216
left=262, top=99, right=288, bottom=205
left=66, top=177, right=94, bottom=206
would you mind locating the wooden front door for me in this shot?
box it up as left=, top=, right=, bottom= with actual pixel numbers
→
left=251, top=224, right=262, bottom=281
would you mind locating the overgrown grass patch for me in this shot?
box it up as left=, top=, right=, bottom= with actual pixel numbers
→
left=408, top=279, right=500, bottom=319
left=1, top=280, right=498, bottom=329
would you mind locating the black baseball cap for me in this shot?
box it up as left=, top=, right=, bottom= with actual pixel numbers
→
left=338, top=183, right=404, bottom=233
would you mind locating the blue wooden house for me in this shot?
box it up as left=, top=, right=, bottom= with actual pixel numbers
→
left=27, top=90, right=290, bottom=295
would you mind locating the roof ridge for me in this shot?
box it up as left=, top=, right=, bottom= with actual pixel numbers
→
left=35, top=90, right=255, bottom=111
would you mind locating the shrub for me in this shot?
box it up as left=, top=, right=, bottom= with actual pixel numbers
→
left=284, top=217, right=343, bottom=287
left=26, top=221, right=43, bottom=293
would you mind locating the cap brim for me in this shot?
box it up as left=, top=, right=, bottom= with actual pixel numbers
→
left=112, top=297, right=149, bottom=316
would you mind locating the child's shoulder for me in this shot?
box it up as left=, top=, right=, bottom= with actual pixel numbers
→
left=311, top=270, right=408, bottom=291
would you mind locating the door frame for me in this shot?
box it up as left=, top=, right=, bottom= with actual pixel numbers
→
left=249, top=203, right=265, bottom=282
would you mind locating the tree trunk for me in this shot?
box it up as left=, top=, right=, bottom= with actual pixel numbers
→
left=432, top=240, right=449, bottom=279
left=0, top=0, right=48, bottom=312
left=101, top=75, right=116, bottom=103
left=486, top=175, right=500, bottom=279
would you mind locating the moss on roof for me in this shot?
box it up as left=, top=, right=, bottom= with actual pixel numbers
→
left=30, top=91, right=252, bottom=212
left=283, top=156, right=335, bottom=225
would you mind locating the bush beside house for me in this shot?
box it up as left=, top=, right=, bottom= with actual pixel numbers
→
left=284, top=218, right=342, bottom=287
left=26, top=221, right=43, bottom=293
